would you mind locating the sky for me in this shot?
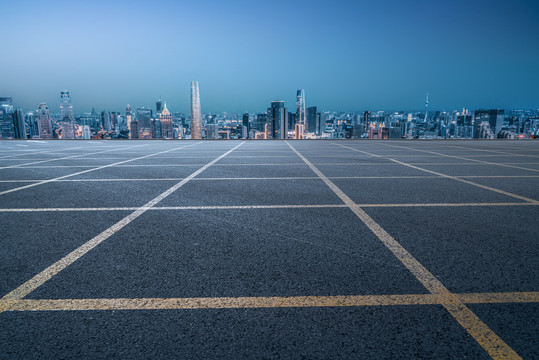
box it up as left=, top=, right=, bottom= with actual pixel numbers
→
left=1, top=0, right=539, bottom=113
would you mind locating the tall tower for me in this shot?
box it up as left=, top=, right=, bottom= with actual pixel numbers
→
left=296, top=89, right=305, bottom=127
left=190, top=81, right=202, bottom=139
left=37, top=103, right=54, bottom=139
left=126, top=105, right=133, bottom=139
left=267, top=101, right=287, bottom=139
left=59, top=90, right=75, bottom=139
left=423, top=93, right=429, bottom=123
left=160, top=102, right=173, bottom=139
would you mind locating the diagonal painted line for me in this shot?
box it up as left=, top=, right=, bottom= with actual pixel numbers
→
left=384, top=143, right=539, bottom=173
left=1, top=291, right=537, bottom=312
left=287, top=141, right=522, bottom=360
left=0, top=144, right=149, bottom=170
left=0, top=145, right=84, bottom=159
left=332, top=142, right=538, bottom=204
left=0, top=142, right=202, bottom=196
left=0, top=142, right=245, bottom=302
left=441, top=144, right=539, bottom=159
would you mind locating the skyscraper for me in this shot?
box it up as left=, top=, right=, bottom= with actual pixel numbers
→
left=13, top=109, right=25, bottom=139
left=156, top=98, right=163, bottom=114
left=306, top=106, right=317, bottom=133
left=0, top=97, right=15, bottom=139
left=59, top=90, right=75, bottom=139
left=242, top=113, right=250, bottom=139
left=160, top=103, right=173, bottom=139
left=36, top=103, right=54, bottom=139
left=136, top=107, right=152, bottom=139
left=190, top=81, right=202, bottom=139
left=474, top=109, right=504, bottom=138
left=296, top=89, right=305, bottom=132
left=126, top=105, right=133, bottom=139
left=267, top=101, right=287, bottom=139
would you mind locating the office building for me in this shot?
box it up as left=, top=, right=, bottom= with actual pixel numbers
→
left=242, top=113, right=250, bottom=139
left=160, top=103, right=173, bottom=139
left=306, top=106, right=317, bottom=133
left=136, top=107, right=152, bottom=139
left=0, top=97, right=15, bottom=139
left=59, top=90, right=75, bottom=139
left=267, top=101, right=287, bottom=139
left=190, top=81, right=202, bottom=139
left=36, top=103, right=54, bottom=139
left=296, top=89, right=305, bottom=133
left=474, top=109, right=504, bottom=138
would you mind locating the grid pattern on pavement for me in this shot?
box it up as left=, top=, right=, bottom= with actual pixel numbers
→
left=0, top=139, right=538, bottom=359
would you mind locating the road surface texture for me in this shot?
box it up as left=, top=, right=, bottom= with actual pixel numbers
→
left=0, top=139, right=538, bottom=359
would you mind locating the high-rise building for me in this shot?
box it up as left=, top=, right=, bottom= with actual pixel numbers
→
left=156, top=98, right=163, bottom=114
left=13, top=109, right=26, bottom=139
left=256, top=113, right=267, bottom=132
left=306, top=106, right=317, bottom=133
left=0, top=97, right=15, bottom=139
left=296, top=89, right=305, bottom=131
left=474, top=109, right=504, bottom=138
left=363, top=111, right=371, bottom=133
left=267, top=101, right=287, bottom=139
left=160, top=103, right=173, bottom=139
left=318, top=112, right=327, bottom=135
left=36, top=103, right=54, bottom=139
left=126, top=105, right=133, bottom=139
left=136, top=107, right=152, bottom=139
left=242, top=113, right=250, bottom=139
left=101, top=111, right=112, bottom=132
left=190, top=81, right=202, bottom=139
left=59, top=90, right=75, bottom=139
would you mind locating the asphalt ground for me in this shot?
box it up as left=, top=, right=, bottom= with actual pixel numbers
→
left=0, top=139, right=537, bottom=359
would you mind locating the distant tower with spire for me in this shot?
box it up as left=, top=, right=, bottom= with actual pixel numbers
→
left=424, top=93, right=429, bottom=123
left=160, top=102, right=173, bottom=139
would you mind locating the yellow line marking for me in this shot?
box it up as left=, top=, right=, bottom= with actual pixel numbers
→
left=1, top=292, right=537, bottom=312
left=0, top=143, right=203, bottom=196
left=0, top=202, right=536, bottom=213
left=332, top=142, right=538, bottom=204
left=384, top=143, right=539, bottom=173
left=288, top=141, right=523, bottom=360
left=0, top=142, right=245, bottom=302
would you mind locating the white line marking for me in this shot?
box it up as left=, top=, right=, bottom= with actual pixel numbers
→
left=0, top=143, right=203, bottom=196
left=1, top=142, right=245, bottom=301
left=332, top=143, right=539, bottom=204
left=0, top=202, right=535, bottom=213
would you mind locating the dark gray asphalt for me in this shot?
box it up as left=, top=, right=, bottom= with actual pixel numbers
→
left=0, top=139, right=538, bottom=359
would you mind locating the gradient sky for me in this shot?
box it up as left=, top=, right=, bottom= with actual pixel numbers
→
left=2, top=0, right=539, bottom=113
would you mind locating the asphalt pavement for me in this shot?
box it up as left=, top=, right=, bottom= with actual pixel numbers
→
left=0, top=139, right=537, bottom=359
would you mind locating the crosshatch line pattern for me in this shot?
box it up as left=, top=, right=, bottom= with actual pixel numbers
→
left=0, top=140, right=538, bottom=359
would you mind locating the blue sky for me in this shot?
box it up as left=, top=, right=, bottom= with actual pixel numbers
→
left=2, top=0, right=538, bottom=113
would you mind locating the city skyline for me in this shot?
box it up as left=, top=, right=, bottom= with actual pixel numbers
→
left=1, top=0, right=538, bottom=112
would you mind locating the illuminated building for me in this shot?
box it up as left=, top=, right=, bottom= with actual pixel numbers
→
left=59, top=90, right=75, bottom=139
left=160, top=103, right=173, bottom=139
left=136, top=107, right=152, bottom=139
left=126, top=105, right=133, bottom=139
left=0, top=97, right=15, bottom=139
left=190, top=81, right=202, bottom=139
left=37, top=103, right=54, bottom=139
left=296, top=89, right=305, bottom=133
